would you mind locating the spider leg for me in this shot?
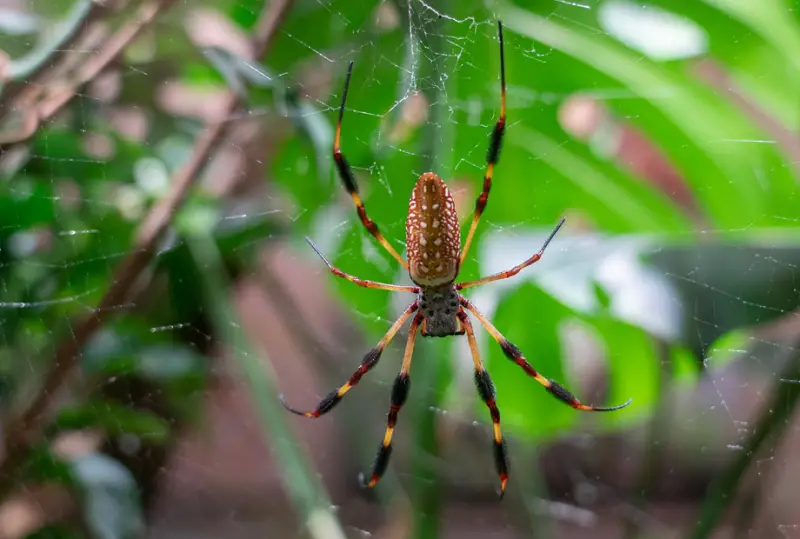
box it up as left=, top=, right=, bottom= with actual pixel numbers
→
left=306, top=237, right=419, bottom=293
left=458, top=310, right=508, bottom=498
left=334, top=62, right=409, bottom=271
left=456, top=218, right=565, bottom=291
left=460, top=297, right=632, bottom=412
left=460, top=21, right=506, bottom=265
left=280, top=302, right=419, bottom=417
left=362, top=312, right=423, bottom=489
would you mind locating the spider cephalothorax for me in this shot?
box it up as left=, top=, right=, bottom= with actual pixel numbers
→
left=280, top=21, right=631, bottom=498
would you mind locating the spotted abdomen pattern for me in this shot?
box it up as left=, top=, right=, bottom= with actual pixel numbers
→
left=405, top=173, right=461, bottom=286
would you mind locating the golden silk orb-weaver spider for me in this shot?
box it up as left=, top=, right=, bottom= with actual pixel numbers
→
left=280, top=21, right=632, bottom=498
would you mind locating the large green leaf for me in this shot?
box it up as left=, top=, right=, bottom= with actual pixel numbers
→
left=648, top=241, right=800, bottom=357
left=641, top=0, right=800, bottom=127
left=499, top=1, right=799, bottom=229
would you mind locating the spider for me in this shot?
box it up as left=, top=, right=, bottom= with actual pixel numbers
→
left=280, top=21, right=631, bottom=498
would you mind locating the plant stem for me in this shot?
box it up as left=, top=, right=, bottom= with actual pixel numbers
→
left=689, top=340, right=800, bottom=539
left=188, top=235, right=347, bottom=539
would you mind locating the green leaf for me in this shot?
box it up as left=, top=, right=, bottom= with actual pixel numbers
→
left=585, top=316, right=659, bottom=427
left=52, top=400, right=171, bottom=444
left=592, top=281, right=613, bottom=312
left=200, top=46, right=249, bottom=98
left=643, top=0, right=800, bottom=126
left=703, top=329, right=752, bottom=369
left=647, top=242, right=800, bottom=356
left=699, top=0, right=800, bottom=75
left=83, top=335, right=206, bottom=395
left=671, top=344, right=701, bottom=383
left=498, top=2, right=799, bottom=229
left=71, top=453, right=143, bottom=539
left=511, top=126, right=691, bottom=233
left=19, top=445, right=74, bottom=486
left=24, top=525, right=84, bottom=539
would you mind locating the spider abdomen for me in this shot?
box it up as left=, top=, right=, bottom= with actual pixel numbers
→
left=406, top=173, right=461, bottom=286
left=419, top=285, right=460, bottom=337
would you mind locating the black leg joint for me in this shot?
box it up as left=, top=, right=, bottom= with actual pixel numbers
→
left=487, top=123, right=506, bottom=164
left=318, top=389, right=342, bottom=415
left=546, top=380, right=577, bottom=404
left=361, top=347, right=382, bottom=369
left=474, top=370, right=495, bottom=403
left=371, top=443, right=393, bottom=480
left=390, top=373, right=410, bottom=407
left=499, top=339, right=521, bottom=360
left=334, top=153, right=358, bottom=194
left=493, top=438, right=508, bottom=476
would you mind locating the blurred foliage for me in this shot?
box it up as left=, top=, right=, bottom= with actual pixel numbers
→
left=0, top=0, right=798, bottom=538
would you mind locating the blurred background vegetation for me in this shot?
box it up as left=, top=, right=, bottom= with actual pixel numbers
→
left=0, top=0, right=798, bottom=538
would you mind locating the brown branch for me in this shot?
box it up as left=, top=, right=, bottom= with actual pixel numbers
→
left=0, top=0, right=295, bottom=495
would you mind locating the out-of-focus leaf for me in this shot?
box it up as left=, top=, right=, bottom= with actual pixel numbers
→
left=52, top=400, right=171, bottom=444
left=228, top=0, right=265, bottom=29
left=84, top=333, right=205, bottom=389
left=201, top=45, right=277, bottom=95
left=0, top=179, right=56, bottom=229
left=512, top=126, right=691, bottom=233
left=642, top=0, right=800, bottom=126
left=586, top=316, right=659, bottom=426
left=71, top=453, right=143, bottom=539
left=173, top=195, right=221, bottom=237
left=702, top=329, right=752, bottom=369
left=201, top=46, right=249, bottom=98
left=284, top=87, right=335, bottom=186
left=648, top=243, right=800, bottom=357
left=699, top=0, right=800, bottom=74
left=82, top=336, right=206, bottom=425
left=671, top=344, right=702, bottom=383
left=19, top=445, right=74, bottom=486
left=499, top=2, right=799, bottom=229
left=593, top=281, right=613, bottom=312
left=262, top=0, right=382, bottom=71
left=24, top=525, right=84, bottom=539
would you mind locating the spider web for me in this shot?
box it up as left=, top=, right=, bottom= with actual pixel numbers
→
left=1, top=1, right=799, bottom=539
